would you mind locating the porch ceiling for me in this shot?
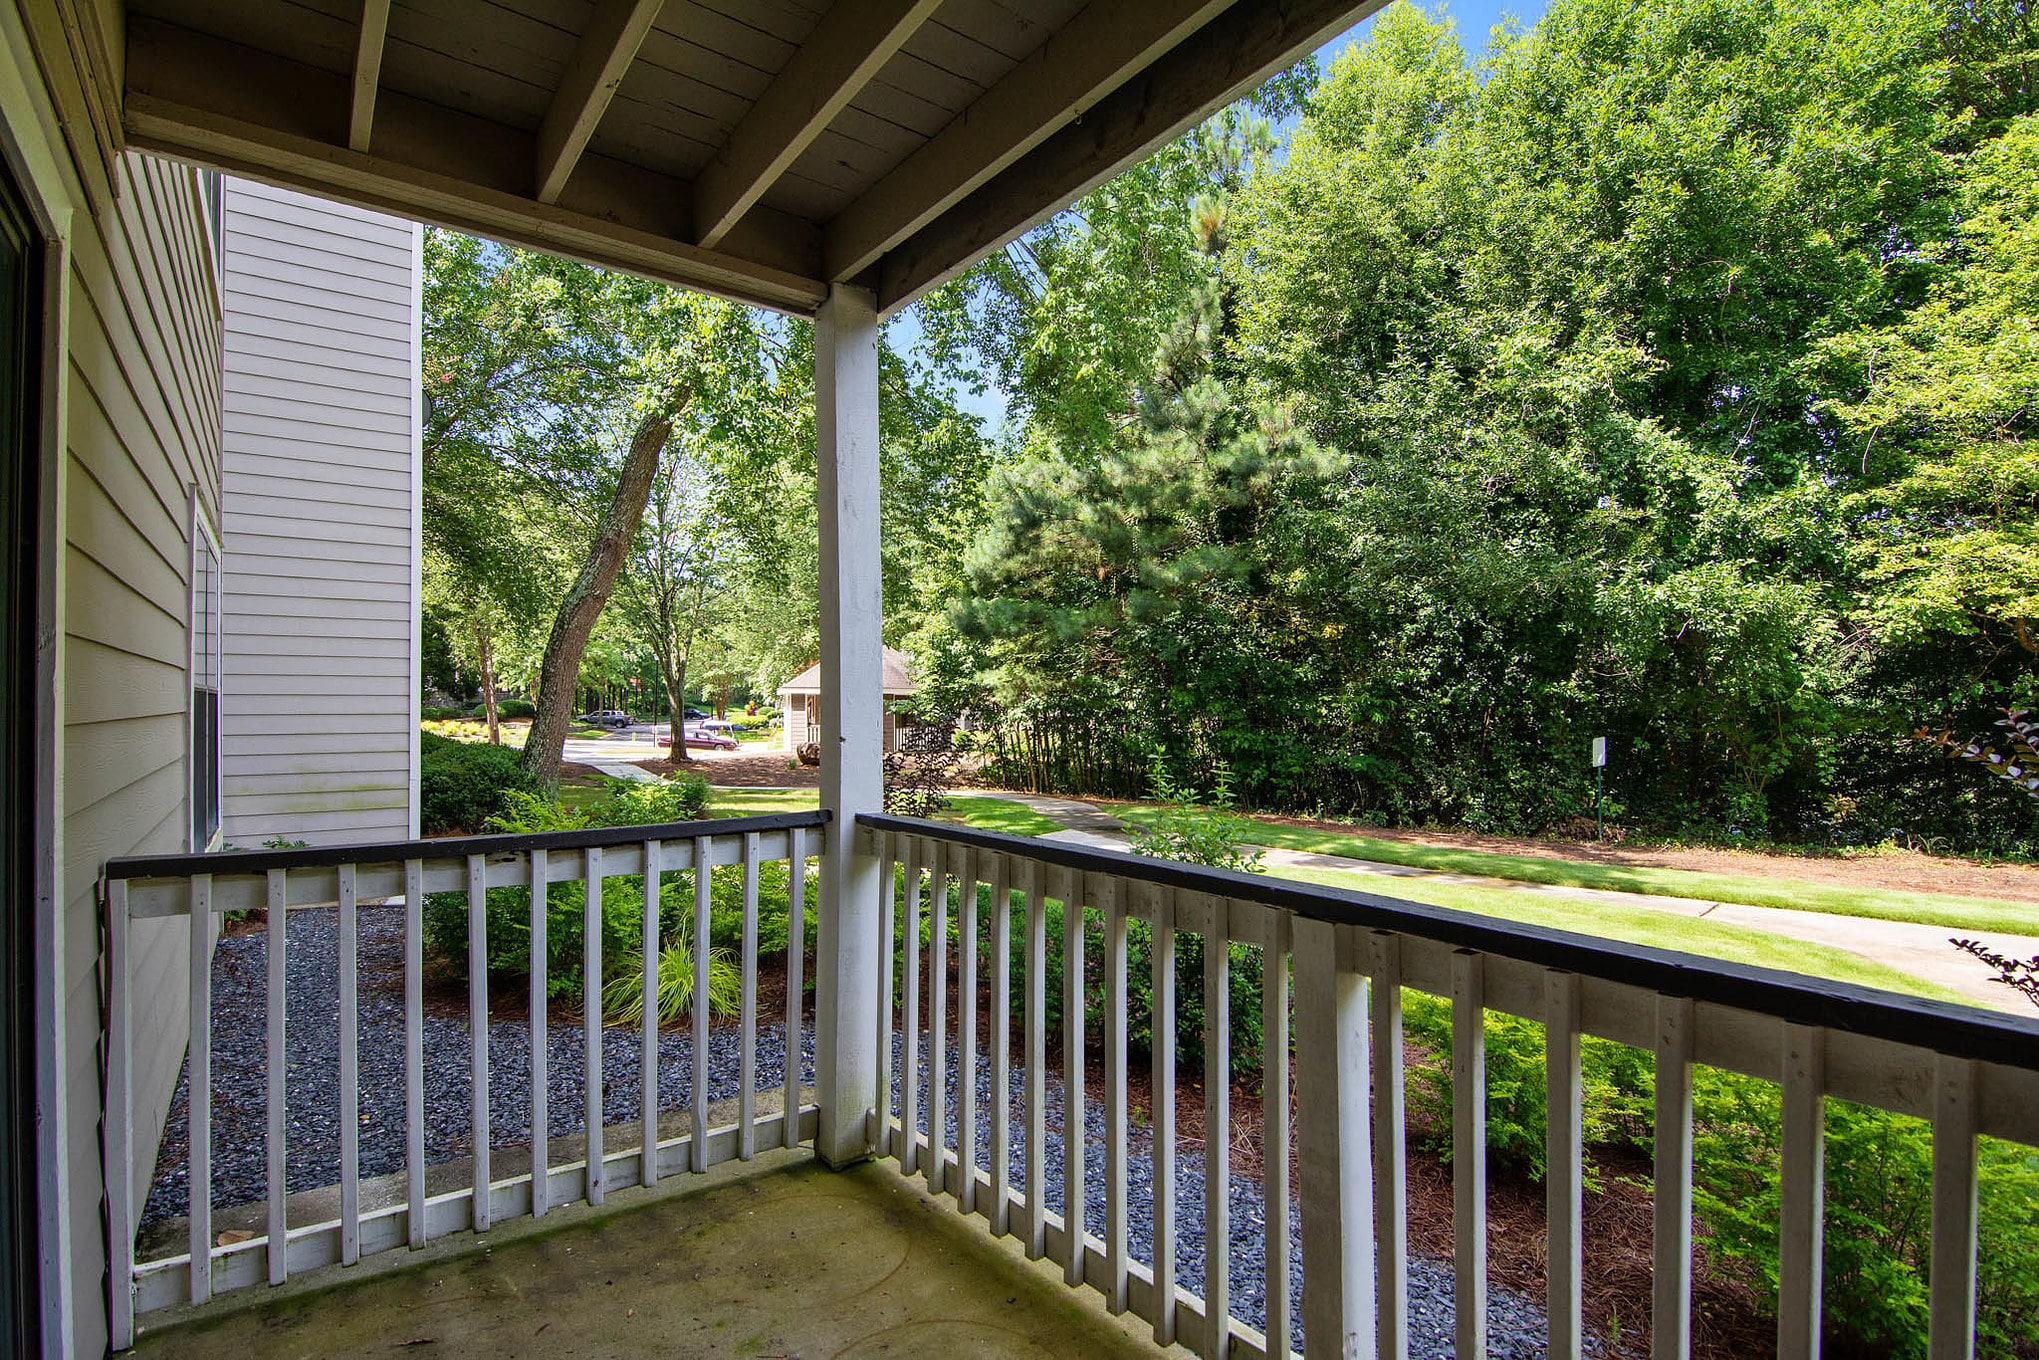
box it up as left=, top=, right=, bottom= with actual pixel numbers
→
left=114, top=0, right=1384, bottom=315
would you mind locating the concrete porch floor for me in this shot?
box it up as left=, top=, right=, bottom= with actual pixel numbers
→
left=130, top=1148, right=1180, bottom=1359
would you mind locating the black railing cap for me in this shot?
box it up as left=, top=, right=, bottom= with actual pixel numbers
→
left=104, top=809, right=830, bottom=882
left=860, top=812, right=2039, bottom=1073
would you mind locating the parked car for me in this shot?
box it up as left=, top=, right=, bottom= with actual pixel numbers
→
left=656, top=727, right=737, bottom=751
left=698, top=718, right=738, bottom=734
left=577, top=709, right=635, bottom=729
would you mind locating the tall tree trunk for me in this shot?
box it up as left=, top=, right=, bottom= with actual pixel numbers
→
left=477, top=622, right=501, bottom=745
left=659, top=654, right=691, bottom=763
left=522, top=403, right=684, bottom=786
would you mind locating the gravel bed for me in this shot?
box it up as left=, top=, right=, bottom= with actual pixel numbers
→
left=143, top=905, right=815, bottom=1229
left=893, top=1039, right=1571, bottom=1359
left=148, top=907, right=1573, bottom=1357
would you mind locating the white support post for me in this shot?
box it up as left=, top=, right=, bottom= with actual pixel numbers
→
left=812, top=281, right=884, bottom=1168
left=1295, top=917, right=1375, bottom=1360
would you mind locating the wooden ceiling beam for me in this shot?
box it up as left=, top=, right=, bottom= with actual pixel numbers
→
left=348, top=0, right=391, bottom=152
left=534, top=0, right=664, bottom=205
left=876, top=0, right=1388, bottom=314
left=691, top=0, right=940, bottom=250
left=822, top=0, right=1234, bottom=283
left=124, top=17, right=828, bottom=314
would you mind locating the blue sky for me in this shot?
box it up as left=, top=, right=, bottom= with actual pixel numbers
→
left=894, top=0, right=1549, bottom=431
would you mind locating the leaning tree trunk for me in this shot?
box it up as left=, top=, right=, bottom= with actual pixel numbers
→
left=521, top=403, right=684, bottom=787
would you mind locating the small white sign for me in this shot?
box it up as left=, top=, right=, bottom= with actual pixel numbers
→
left=1591, top=736, right=1607, bottom=768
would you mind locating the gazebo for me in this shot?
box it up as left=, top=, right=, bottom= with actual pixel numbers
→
left=778, top=645, right=917, bottom=753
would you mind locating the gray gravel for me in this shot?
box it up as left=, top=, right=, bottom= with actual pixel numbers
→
left=149, top=906, right=1573, bottom=1357
left=894, top=1038, right=1567, bottom=1358
left=142, top=904, right=814, bottom=1228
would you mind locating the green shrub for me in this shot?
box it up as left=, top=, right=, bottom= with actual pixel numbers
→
left=421, top=781, right=809, bottom=1010
left=1403, top=994, right=1653, bottom=1178
left=1125, top=760, right=1266, bottom=875
left=586, top=772, right=708, bottom=825
left=1401, top=991, right=2039, bottom=1356
left=603, top=940, right=741, bottom=1023
left=497, top=698, right=536, bottom=720
left=420, top=731, right=536, bottom=834
left=1692, top=1078, right=2039, bottom=1359
left=884, top=874, right=1266, bottom=1084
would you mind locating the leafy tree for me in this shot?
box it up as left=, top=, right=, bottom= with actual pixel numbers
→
left=615, top=438, right=725, bottom=752
left=1826, top=115, right=2039, bottom=657
left=955, top=277, right=1349, bottom=798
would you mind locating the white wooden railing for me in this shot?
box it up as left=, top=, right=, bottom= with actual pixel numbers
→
left=859, top=813, right=2039, bottom=1360
left=99, top=810, right=826, bottom=1349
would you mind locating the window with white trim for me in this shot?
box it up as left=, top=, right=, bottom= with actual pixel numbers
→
left=190, top=499, right=221, bottom=849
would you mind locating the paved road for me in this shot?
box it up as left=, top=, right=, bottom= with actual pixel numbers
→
left=991, top=794, right=2039, bottom=1014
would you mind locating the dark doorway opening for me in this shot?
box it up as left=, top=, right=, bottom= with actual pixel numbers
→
left=0, top=155, right=46, bottom=1354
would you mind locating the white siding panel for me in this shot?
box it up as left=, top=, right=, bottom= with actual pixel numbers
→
left=57, top=147, right=225, bottom=1356
left=220, top=178, right=420, bottom=850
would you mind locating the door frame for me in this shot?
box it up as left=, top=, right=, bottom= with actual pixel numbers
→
left=0, top=9, right=80, bottom=1352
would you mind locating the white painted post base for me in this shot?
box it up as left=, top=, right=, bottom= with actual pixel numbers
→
left=811, top=282, right=884, bottom=1168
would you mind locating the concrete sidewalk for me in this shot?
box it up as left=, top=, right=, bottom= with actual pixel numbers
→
left=992, top=794, right=2039, bottom=1013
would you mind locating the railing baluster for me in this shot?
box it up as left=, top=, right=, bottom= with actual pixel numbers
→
left=1929, top=1055, right=1980, bottom=1360
left=739, top=831, right=760, bottom=1160
left=404, top=860, right=425, bottom=1249
left=338, top=864, right=360, bottom=1265
left=785, top=826, right=806, bottom=1151
left=189, top=873, right=213, bottom=1305
left=901, top=837, right=921, bottom=1177
left=106, top=878, right=135, bottom=1349
left=1061, top=865, right=1087, bottom=1289
left=959, top=846, right=980, bottom=1214
left=989, top=852, right=1013, bottom=1236
left=266, top=868, right=290, bottom=1279
left=1023, top=860, right=1047, bottom=1260
left=642, top=839, right=661, bottom=1187
left=1654, top=995, right=1694, bottom=1360
left=1545, top=971, right=1582, bottom=1360
left=529, top=848, right=549, bottom=1216
left=1103, top=875, right=1129, bottom=1313
left=1370, top=931, right=1408, bottom=1360
left=467, top=854, right=491, bottom=1231
left=1262, top=907, right=1292, bottom=1359
left=929, top=840, right=950, bottom=1194
left=1150, top=886, right=1178, bottom=1348
left=691, top=836, right=711, bottom=1175
left=584, top=849, right=605, bottom=1204
left=1452, top=951, right=1488, bottom=1360
left=1296, top=915, right=1374, bottom=1360
left=1203, top=897, right=1230, bottom=1359
left=1778, top=1024, right=1827, bottom=1360
left=876, top=830, right=895, bottom=1158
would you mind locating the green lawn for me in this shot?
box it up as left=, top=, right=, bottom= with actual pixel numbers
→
left=700, top=787, right=1060, bottom=837
left=1269, top=864, right=1967, bottom=1002
left=940, top=795, right=1063, bottom=836
left=1112, top=803, right=2039, bottom=935
left=705, top=786, right=818, bottom=817
left=700, top=785, right=1958, bottom=995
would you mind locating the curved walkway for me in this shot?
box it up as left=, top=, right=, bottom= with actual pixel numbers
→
left=992, top=795, right=2039, bottom=1014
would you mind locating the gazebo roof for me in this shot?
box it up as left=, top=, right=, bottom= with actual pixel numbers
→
left=100, top=0, right=1384, bottom=316
left=779, top=646, right=916, bottom=694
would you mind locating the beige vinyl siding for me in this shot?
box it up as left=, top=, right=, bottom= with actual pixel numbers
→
left=58, top=149, right=224, bottom=1356
left=219, top=178, right=420, bottom=848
